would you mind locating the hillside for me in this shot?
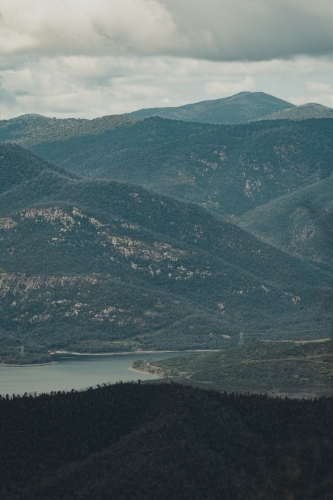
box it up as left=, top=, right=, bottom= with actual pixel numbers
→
left=1, top=144, right=332, bottom=364
left=0, top=114, right=83, bottom=143
left=238, top=175, right=333, bottom=266
left=28, top=118, right=215, bottom=176
left=129, top=91, right=294, bottom=124
left=0, top=142, right=77, bottom=195
left=258, top=103, right=333, bottom=121
left=138, top=340, right=333, bottom=398
left=24, top=118, right=333, bottom=218
left=0, top=113, right=138, bottom=146
left=1, top=383, right=333, bottom=500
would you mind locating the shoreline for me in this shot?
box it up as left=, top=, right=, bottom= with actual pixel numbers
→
left=51, top=349, right=218, bottom=356
left=0, top=361, right=57, bottom=368
left=129, top=367, right=161, bottom=378
left=1, top=349, right=215, bottom=368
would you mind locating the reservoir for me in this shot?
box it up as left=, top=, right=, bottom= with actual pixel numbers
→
left=0, top=351, right=191, bottom=396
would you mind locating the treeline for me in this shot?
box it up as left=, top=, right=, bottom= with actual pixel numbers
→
left=1, top=383, right=333, bottom=499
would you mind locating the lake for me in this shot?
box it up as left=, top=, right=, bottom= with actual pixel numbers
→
left=0, top=351, right=192, bottom=396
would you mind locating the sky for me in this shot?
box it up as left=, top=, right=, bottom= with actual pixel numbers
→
left=1, top=0, right=333, bottom=119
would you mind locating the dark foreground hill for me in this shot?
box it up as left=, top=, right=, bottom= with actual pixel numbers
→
left=23, top=117, right=333, bottom=219
left=1, top=144, right=332, bottom=364
left=137, top=339, right=333, bottom=398
left=129, top=91, right=294, bottom=124
left=1, top=383, right=333, bottom=500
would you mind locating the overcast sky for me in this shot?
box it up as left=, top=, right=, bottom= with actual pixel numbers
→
left=1, top=0, right=333, bottom=118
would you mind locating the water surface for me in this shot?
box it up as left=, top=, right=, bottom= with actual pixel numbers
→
left=0, top=351, right=191, bottom=396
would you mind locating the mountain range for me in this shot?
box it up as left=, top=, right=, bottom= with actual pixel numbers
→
left=22, top=115, right=333, bottom=269
left=129, top=91, right=294, bottom=124
left=1, top=143, right=331, bottom=363
left=129, top=92, right=333, bottom=123
left=256, top=102, right=333, bottom=121
left=0, top=91, right=332, bottom=364
left=3, top=114, right=332, bottom=221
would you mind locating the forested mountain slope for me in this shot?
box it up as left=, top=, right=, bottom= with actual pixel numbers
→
left=129, top=91, right=294, bottom=124
left=1, top=145, right=331, bottom=363
left=257, top=103, right=333, bottom=121
left=0, top=142, right=77, bottom=195
left=0, top=113, right=138, bottom=145
left=1, top=383, right=333, bottom=500
left=24, top=118, right=333, bottom=218
left=239, top=174, right=333, bottom=266
left=141, top=339, right=333, bottom=398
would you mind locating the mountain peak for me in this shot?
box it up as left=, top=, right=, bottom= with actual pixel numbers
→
left=129, top=91, right=294, bottom=124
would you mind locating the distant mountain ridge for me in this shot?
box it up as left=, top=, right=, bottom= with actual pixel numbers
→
left=0, top=113, right=138, bottom=146
left=129, top=91, right=294, bottom=124
left=257, top=102, right=333, bottom=121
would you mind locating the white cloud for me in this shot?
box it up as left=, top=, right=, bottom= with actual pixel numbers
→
left=306, top=81, right=333, bottom=94
left=0, top=0, right=181, bottom=57
left=1, top=55, right=333, bottom=119
left=1, top=0, right=333, bottom=61
left=301, top=80, right=333, bottom=107
left=205, top=77, right=256, bottom=97
left=1, top=2, right=333, bottom=118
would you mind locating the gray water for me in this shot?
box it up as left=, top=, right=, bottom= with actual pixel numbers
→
left=0, top=351, right=192, bottom=396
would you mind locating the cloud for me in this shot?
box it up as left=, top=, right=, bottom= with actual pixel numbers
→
left=303, top=80, right=333, bottom=107
left=1, top=2, right=333, bottom=119
left=306, top=81, right=333, bottom=94
left=161, top=0, right=333, bottom=61
left=0, top=0, right=181, bottom=57
left=1, top=0, right=333, bottom=61
left=205, top=77, right=256, bottom=97
left=1, top=55, right=333, bottom=120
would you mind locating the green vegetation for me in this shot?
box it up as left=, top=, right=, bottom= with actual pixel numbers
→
left=142, top=340, right=333, bottom=397
left=1, top=383, right=333, bottom=499
left=0, top=143, right=76, bottom=196
left=0, top=144, right=332, bottom=363
left=1, top=96, right=333, bottom=498
left=257, top=102, right=333, bottom=121
left=239, top=174, right=333, bottom=266
left=25, top=117, right=333, bottom=220
left=129, top=91, right=294, bottom=124
left=0, top=113, right=138, bottom=146
left=0, top=350, right=53, bottom=366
